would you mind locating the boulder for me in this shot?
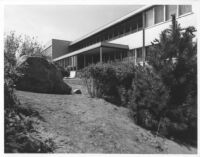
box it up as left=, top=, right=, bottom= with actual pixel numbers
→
left=73, top=89, right=82, bottom=94
left=16, top=56, right=72, bottom=94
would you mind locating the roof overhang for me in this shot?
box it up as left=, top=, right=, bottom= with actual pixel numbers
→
left=69, top=5, right=153, bottom=46
left=53, top=42, right=129, bottom=62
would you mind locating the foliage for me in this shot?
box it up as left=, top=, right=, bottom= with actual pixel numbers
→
left=147, top=15, right=197, bottom=145
left=81, top=60, right=135, bottom=106
left=4, top=31, right=44, bottom=60
left=19, top=35, right=43, bottom=58
left=81, top=15, right=197, bottom=146
left=54, top=62, right=70, bottom=78
left=129, top=65, right=169, bottom=130
left=148, top=15, right=197, bottom=108
left=4, top=31, right=55, bottom=153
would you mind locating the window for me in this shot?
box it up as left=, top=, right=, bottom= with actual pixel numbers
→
left=130, top=49, right=135, bottom=58
left=137, top=14, right=143, bottom=29
left=179, top=5, right=192, bottom=16
left=145, top=8, right=154, bottom=27
left=130, top=19, right=137, bottom=32
left=155, top=5, right=164, bottom=24
left=166, top=5, right=177, bottom=21
left=137, top=48, right=143, bottom=58
left=145, top=46, right=151, bottom=61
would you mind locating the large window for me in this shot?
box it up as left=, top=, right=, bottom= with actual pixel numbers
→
left=179, top=5, right=192, bottom=16
left=145, top=8, right=154, bottom=27
left=166, top=5, right=177, bottom=21
left=155, top=5, right=164, bottom=24
left=137, top=48, right=143, bottom=58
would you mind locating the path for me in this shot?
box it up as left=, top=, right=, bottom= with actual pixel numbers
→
left=15, top=79, right=197, bottom=153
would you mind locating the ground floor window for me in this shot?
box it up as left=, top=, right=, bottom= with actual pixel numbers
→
left=136, top=48, right=143, bottom=59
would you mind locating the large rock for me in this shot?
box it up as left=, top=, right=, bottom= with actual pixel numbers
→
left=16, top=56, right=72, bottom=94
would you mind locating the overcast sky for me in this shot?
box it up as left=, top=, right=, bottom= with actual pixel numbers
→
left=4, top=5, right=143, bottom=45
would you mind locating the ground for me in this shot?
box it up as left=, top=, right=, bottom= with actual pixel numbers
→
left=15, top=78, right=197, bottom=154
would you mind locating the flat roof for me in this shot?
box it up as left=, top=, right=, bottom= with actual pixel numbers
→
left=53, top=42, right=129, bottom=61
left=69, top=5, right=152, bottom=46
left=42, top=39, right=71, bottom=51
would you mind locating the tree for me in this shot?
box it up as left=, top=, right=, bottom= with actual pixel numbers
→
left=19, top=35, right=43, bottom=58
left=148, top=15, right=197, bottom=145
left=4, top=31, right=21, bottom=66
left=148, top=14, right=197, bottom=108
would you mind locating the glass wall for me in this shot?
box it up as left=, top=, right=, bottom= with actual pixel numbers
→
left=154, top=5, right=164, bottom=24
left=145, top=8, right=154, bottom=27
left=166, top=5, right=177, bottom=21
left=179, top=5, right=192, bottom=16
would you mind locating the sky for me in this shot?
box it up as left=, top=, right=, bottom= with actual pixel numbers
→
left=4, top=5, right=143, bottom=45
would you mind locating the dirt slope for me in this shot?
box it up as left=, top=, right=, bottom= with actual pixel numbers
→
left=15, top=79, right=197, bottom=154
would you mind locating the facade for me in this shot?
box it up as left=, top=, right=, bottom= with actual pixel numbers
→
left=42, top=39, right=71, bottom=61
left=43, top=5, right=196, bottom=71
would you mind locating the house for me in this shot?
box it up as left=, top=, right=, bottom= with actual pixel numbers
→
left=42, top=5, right=196, bottom=71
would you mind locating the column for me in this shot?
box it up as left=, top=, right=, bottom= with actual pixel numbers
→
left=142, top=11, right=146, bottom=63
left=84, top=55, right=86, bottom=67
left=135, top=49, right=137, bottom=65
left=75, top=56, right=78, bottom=71
left=100, top=47, right=103, bottom=64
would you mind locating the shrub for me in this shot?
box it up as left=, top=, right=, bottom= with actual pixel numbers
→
left=147, top=15, right=197, bottom=145
left=129, top=65, right=169, bottom=130
left=54, top=63, right=70, bottom=78
left=81, top=60, right=135, bottom=106
left=80, top=15, right=197, bottom=146
left=4, top=31, right=56, bottom=153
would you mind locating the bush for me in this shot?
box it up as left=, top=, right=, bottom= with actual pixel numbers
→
left=129, top=65, right=169, bottom=130
left=81, top=60, right=135, bottom=106
left=4, top=31, right=56, bottom=153
left=147, top=15, right=197, bottom=145
left=80, top=16, right=197, bottom=146
left=54, top=63, right=70, bottom=78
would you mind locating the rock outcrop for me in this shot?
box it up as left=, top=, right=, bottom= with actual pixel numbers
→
left=16, top=56, right=71, bottom=94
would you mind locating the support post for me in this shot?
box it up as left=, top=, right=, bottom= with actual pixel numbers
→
left=135, top=49, right=137, bottom=65
left=100, top=47, right=103, bottom=64
left=92, top=55, right=94, bottom=64
left=142, top=11, right=146, bottom=64
left=114, top=50, right=116, bottom=61
left=75, top=56, right=78, bottom=71
left=84, top=55, right=86, bottom=67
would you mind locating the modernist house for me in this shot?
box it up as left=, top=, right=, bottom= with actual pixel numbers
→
left=42, top=5, right=196, bottom=71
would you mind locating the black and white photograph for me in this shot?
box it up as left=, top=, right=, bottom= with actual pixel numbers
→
left=1, top=0, right=199, bottom=155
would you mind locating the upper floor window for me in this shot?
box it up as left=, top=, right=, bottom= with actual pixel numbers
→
left=179, top=5, right=192, bottom=16
left=145, top=8, right=154, bottom=27
left=166, top=5, right=177, bottom=21
left=155, top=5, right=164, bottom=24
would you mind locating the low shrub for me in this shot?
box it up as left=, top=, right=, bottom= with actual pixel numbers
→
left=129, top=65, right=169, bottom=130
left=4, top=80, right=56, bottom=153
left=81, top=60, right=135, bottom=106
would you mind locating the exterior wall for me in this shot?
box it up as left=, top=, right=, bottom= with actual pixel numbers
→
left=109, top=12, right=196, bottom=49
left=145, top=12, right=196, bottom=46
left=42, top=45, right=52, bottom=60
left=51, top=5, right=197, bottom=71
left=109, top=30, right=143, bottom=50
left=52, top=39, right=71, bottom=59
